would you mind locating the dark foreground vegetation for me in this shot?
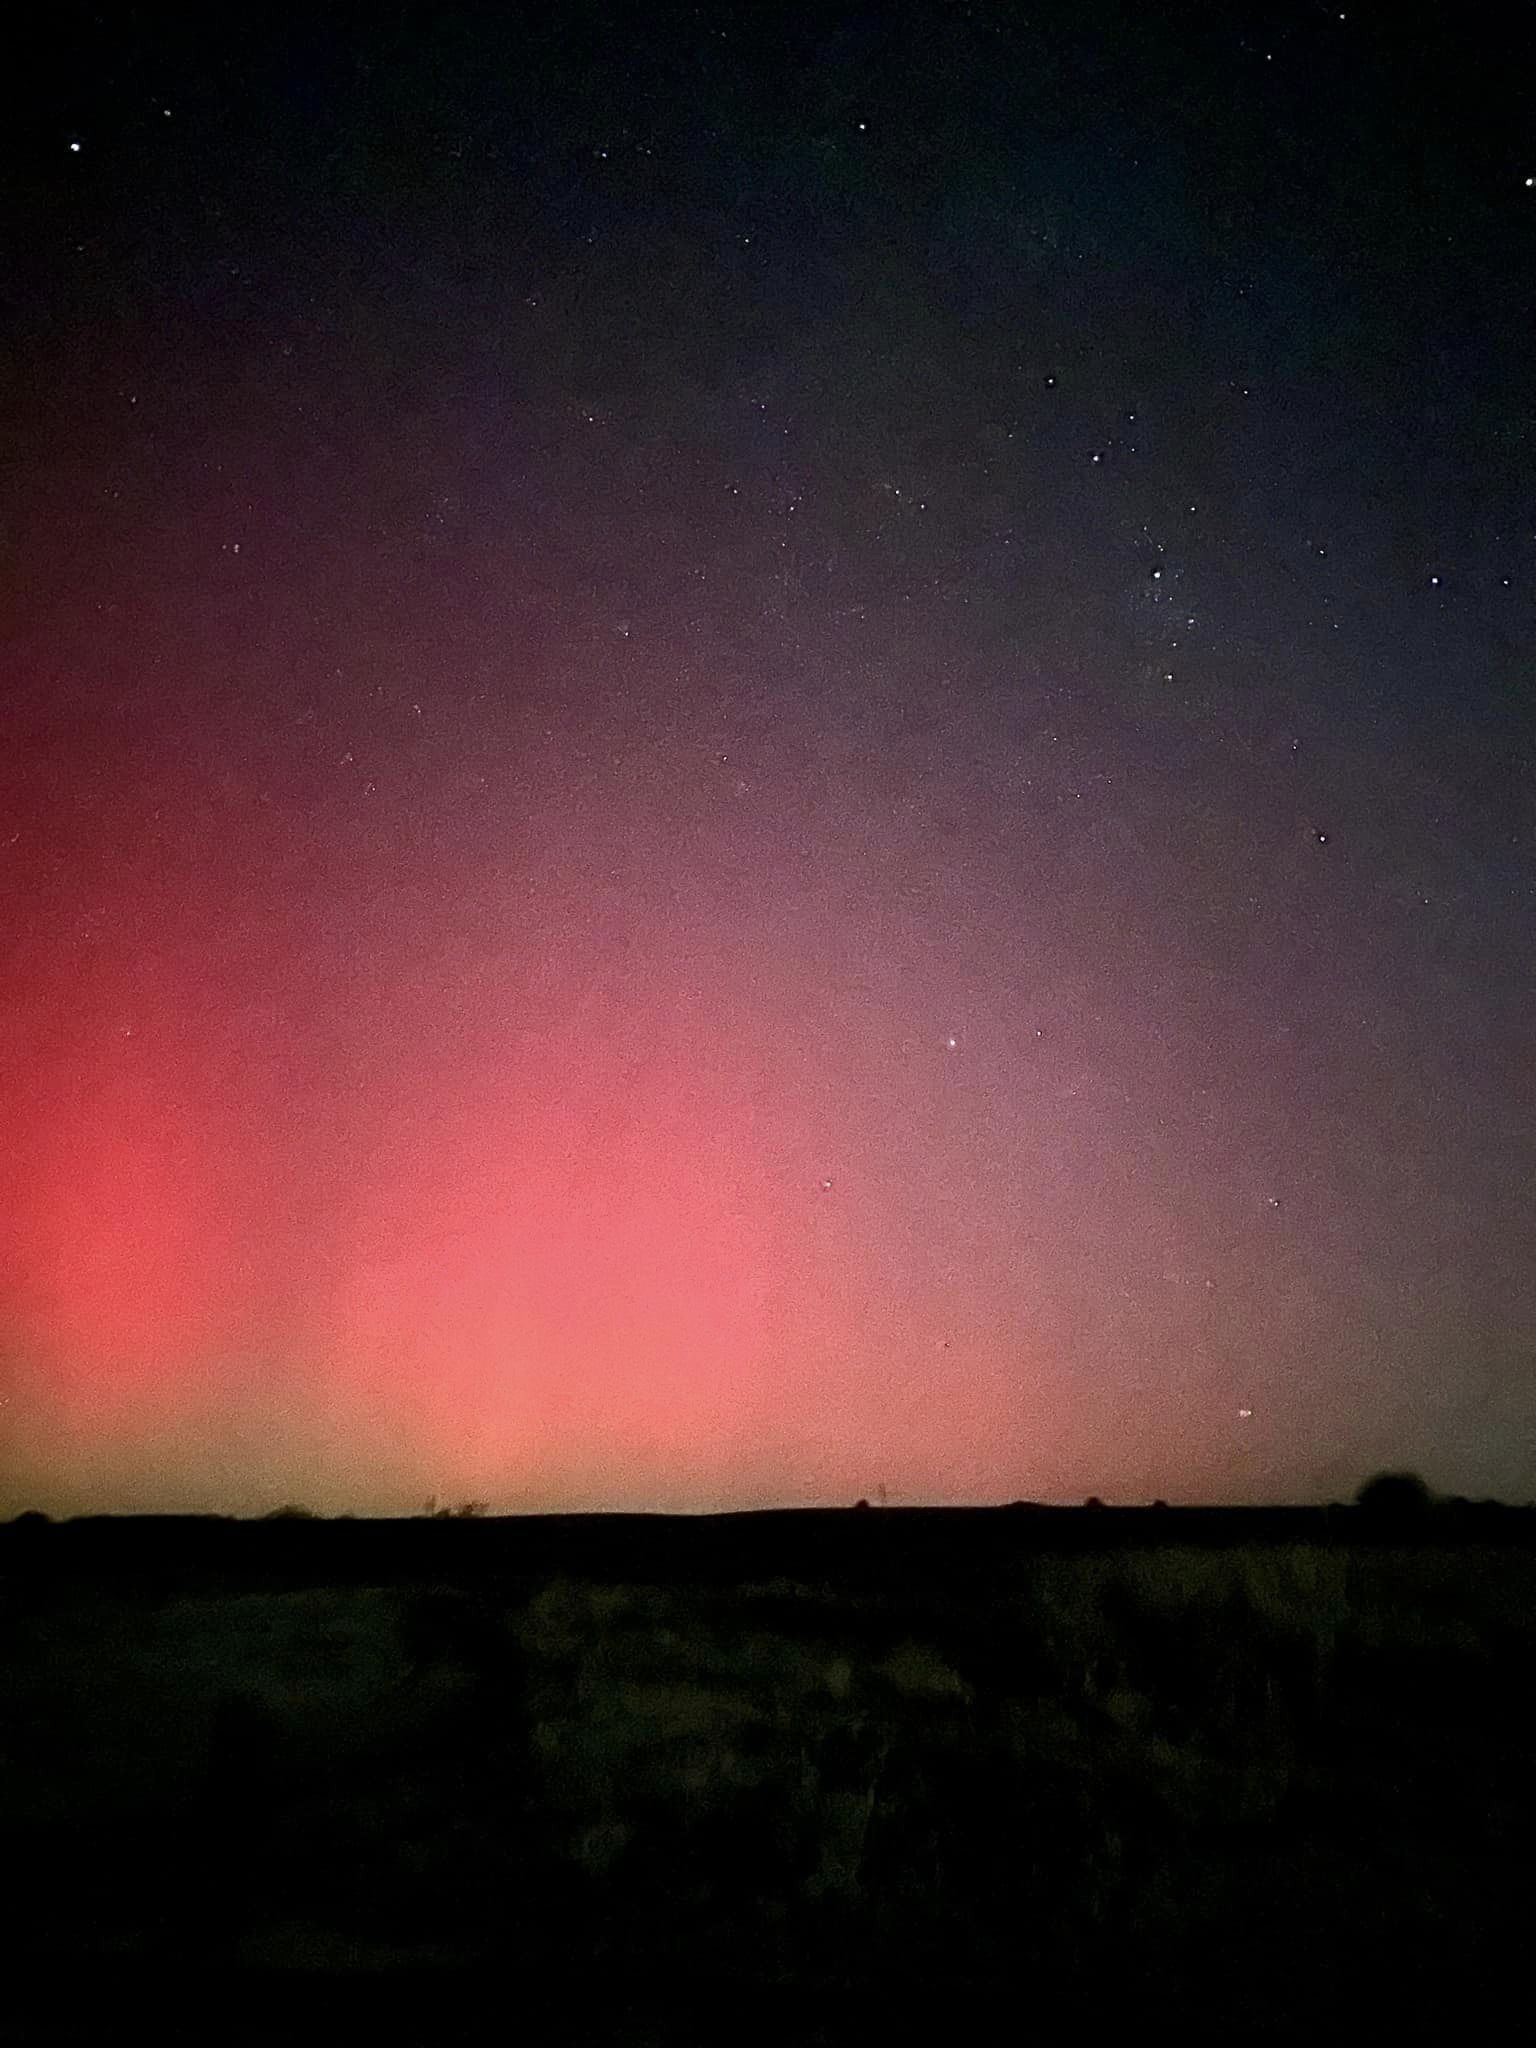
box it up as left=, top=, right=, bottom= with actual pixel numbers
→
left=2, top=1497, right=1534, bottom=2042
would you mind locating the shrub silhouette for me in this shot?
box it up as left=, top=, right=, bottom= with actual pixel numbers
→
left=394, top=1585, right=527, bottom=1697
left=261, top=1503, right=316, bottom=1519
left=208, top=1689, right=282, bottom=1793
left=1354, top=1470, right=1435, bottom=1515
left=1083, top=1495, right=1106, bottom=1510
left=10, top=1508, right=51, bottom=1527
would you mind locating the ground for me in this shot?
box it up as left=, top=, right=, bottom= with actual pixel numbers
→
left=1, top=1509, right=1531, bottom=2040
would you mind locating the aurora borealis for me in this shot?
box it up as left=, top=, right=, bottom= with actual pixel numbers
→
left=2, top=2, right=1532, bottom=1516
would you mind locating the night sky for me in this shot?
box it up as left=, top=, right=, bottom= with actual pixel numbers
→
left=3, top=2, right=1532, bottom=1517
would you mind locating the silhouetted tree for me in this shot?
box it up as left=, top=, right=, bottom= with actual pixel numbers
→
left=1354, top=1470, right=1435, bottom=1515
left=853, top=1498, right=872, bottom=1510
left=10, top=1508, right=51, bottom=1527
left=261, top=1504, right=316, bottom=1519
left=1083, top=1495, right=1106, bottom=1510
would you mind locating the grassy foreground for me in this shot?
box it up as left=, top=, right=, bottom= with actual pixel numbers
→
left=2, top=1510, right=1532, bottom=2039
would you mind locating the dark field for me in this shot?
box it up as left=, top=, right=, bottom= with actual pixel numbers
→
left=2, top=1506, right=1533, bottom=2041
